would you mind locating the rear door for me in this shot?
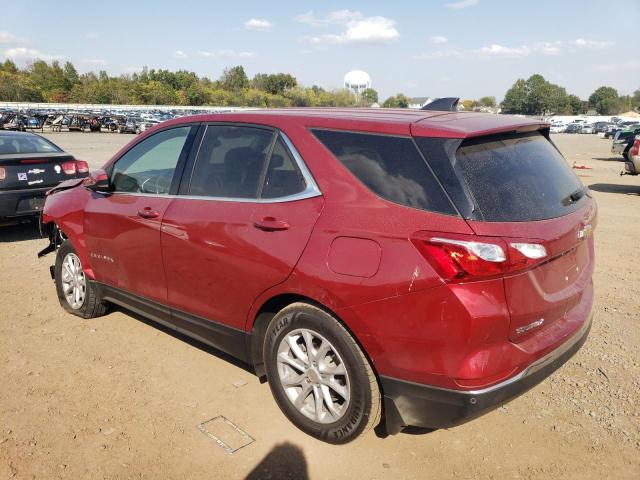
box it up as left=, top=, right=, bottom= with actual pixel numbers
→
left=418, top=131, right=596, bottom=341
left=161, top=124, right=323, bottom=330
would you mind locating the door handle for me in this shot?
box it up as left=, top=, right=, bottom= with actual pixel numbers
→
left=253, top=217, right=289, bottom=232
left=137, top=207, right=159, bottom=219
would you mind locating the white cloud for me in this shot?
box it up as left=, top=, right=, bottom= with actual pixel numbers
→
left=302, top=15, right=399, bottom=45
left=295, top=10, right=362, bottom=27
left=86, top=33, right=99, bottom=40
left=173, top=50, right=188, bottom=59
left=445, top=0, right=480, bottom=9
left=537, top=41, right=562, bottom=55
left=0, top=31, right=26, bottom=44
left=198, top=49, right=255, bottom=58
left=244, top=18, right=272, bottom=31
left=4, top=47, right=62, bottom=62
left=595, top=61, right=640, bottom=72
left=570, top=38, right=614, bottom=50
left=82, top=58, right=107, bottom=66
left=413, top=48, right=463, bottom=60
left=430, top=35, right=448, bottom=44
left=478, top=43, right=531, bottom=57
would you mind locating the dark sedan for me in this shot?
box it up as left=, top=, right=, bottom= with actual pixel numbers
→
left=0, top=131, right=89, bottom=224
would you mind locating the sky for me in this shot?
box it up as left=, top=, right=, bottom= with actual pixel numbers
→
left=1, top=0, right=639, bottom=101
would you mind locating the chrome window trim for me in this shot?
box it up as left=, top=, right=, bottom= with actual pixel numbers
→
left=107, top=131, right=322, bottom=204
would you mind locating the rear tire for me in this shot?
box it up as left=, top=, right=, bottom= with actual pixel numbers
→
left=263, top=302, right=381, bottom=444
left=55, top=241, right=107, bottom=319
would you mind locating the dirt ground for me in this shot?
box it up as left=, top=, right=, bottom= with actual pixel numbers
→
left=1, top=131, right=639, bottom=480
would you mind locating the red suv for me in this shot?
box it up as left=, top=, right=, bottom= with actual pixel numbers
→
left=39, top=109, right=596, bottom=444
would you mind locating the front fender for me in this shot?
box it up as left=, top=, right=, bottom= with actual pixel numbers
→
left=40, top=185, right=95, bottom=279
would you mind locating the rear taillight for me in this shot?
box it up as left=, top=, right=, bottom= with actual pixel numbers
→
left=62, top=161, right=77, bottom=175
left=411, top=232, right=548, bottom=282
left=632, top=139, right=640, bottom=157
left=0, top=167, right=5, bottom=181
left=76, top=160, right=89, bottom=173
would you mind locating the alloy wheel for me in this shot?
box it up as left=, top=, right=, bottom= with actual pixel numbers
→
left=277, top=328, right=350, bottom=424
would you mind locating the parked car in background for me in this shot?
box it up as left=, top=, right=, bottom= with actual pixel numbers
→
left=40, top=109, right=596, bottom=443
left=550, top=122, right=567, bottom=133
left=0, top=131, right=89, bottom=223
left=623, top=135, right=640, bottom=175
left=581, top=124, right=595, bottom=134
left=118, top=116, right=143, bottom=134
left=565, top=123, right=583, bottom=134
left=593, top=122, right=614, bottom=134
left=612, top=127, right=640, bottom=159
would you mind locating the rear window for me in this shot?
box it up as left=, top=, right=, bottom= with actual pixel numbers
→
left=0, top=135, right=61, bottom=155
left=453, top=132, right=585, bottom=222
left=312, top=129, right=456, bottom=215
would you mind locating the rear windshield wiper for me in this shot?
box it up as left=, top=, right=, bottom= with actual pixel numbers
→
left=561, top=186, right=588, bottom=206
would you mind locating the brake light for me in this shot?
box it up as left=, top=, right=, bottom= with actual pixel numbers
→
left=76, top=160, right=89, bottom=173
left=411, top=232, right=548, bottom=282
left=632, top=139, right=640, bottom=157
left=62, top=161, right=77, bottom=175
left=0, top=167, right=5, bottom=180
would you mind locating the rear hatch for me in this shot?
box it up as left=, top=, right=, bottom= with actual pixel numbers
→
left=416, top=130, right=596, bottom=342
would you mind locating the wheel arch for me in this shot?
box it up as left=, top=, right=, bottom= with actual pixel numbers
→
left=248, top=292, right=382, bottom=389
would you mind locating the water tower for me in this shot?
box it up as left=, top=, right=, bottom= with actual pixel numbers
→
left=344, top=70, right=371, bottom=96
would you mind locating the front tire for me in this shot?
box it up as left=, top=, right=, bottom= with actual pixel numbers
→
left=263, top=302, right=381, bottom=444
left=55, top=241, right=107, bottom=318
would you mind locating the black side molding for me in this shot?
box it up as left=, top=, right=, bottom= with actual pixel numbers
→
left=421, top=97, right=459, bottom=112
left=94, top=282, right=251, bottom=363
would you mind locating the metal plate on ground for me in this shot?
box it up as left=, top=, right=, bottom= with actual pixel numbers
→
left=197, top=416, right=255, bottom=454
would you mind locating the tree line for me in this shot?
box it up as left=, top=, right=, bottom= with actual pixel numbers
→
left=0, top=59, right=638, bottom=115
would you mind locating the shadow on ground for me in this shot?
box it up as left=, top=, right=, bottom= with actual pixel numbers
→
left=589, top=183, right=640, bottom=196
left=108, top=305, right=256, bottom=376
left=0, top=220, right=42, bottom=242
left=245, top=442, right=308, bottom=480
left=592, top=156, right=625, bottom=162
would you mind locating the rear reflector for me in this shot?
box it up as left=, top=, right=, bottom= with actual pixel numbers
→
left=411, top=232, right=549, bottom=282
left=62, top=161, right=77, bottom=175
left=0, top=167, right=5, bottom=180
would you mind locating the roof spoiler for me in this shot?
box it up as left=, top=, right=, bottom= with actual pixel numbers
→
left=421, top=97, right=459, bottom=112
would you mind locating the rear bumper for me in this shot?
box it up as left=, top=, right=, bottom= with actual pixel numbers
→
left=380, top=312, right=592, bottom=434
left=0, top=187, right=51, bottom=219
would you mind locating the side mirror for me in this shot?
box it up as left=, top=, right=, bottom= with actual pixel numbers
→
left=84, top=169, right=111, bottom=193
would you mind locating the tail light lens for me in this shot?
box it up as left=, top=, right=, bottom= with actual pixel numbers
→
left=411, top=232, right=548, bottom=282
left=62, top=161, right=77, bottom=175
left=0, top=167, right=5, bottom=180
left=76, top=160, right=89, bottom=173
left=632, top=139, right=640, bottom=156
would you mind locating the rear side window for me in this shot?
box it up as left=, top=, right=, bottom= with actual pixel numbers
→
left=454, top=132, right=585, bottom=221
left=261, top=138, right=306, bottom=198
left=312, top=129, right=456, bottom=215
left=188, top=125, right=273, bottom=198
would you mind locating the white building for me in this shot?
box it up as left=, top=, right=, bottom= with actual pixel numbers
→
left=344, top=70, right=372, bottom=96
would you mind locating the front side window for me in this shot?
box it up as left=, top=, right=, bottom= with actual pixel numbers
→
left=110, top=126, right=191, bottom=194
left=312, top=129, right=456, bottom=215
left=188, top=125, right=274, bottom=198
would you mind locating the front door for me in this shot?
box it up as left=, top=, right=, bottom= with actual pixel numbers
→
left=83, top=125, right=195, bottom=303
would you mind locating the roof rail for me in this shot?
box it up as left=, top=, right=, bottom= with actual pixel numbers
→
left=421, top=97, right=459, bottom=112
